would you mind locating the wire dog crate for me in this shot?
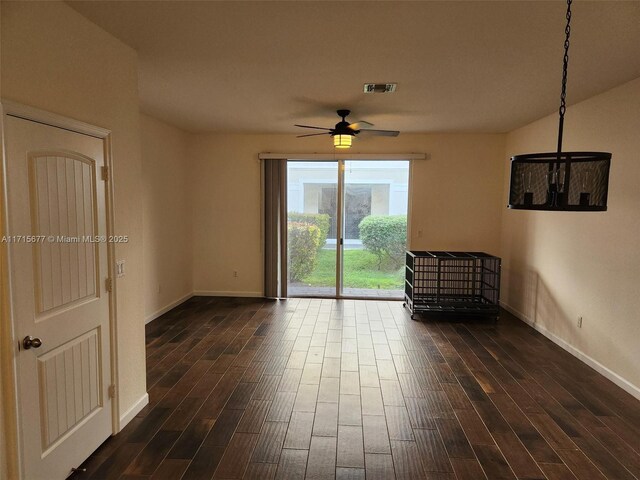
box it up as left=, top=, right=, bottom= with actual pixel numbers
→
left=404, top=251, right=501, bottom=320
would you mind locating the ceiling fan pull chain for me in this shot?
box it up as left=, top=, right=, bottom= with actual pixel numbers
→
left=557, top=0, right=572, bottom=155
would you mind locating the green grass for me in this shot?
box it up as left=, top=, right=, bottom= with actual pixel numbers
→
left=301, top=249, right=404, bottom=289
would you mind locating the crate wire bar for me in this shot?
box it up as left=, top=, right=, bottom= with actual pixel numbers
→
left=404, top=251, right=501, bottom=320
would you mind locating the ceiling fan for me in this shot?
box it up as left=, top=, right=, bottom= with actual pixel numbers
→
left=295, top=109, right=399, bottom=149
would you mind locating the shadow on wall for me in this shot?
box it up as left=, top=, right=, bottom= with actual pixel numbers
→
left=506, top=263, right=637, bottom=386
left=503, top=265, right=539, bottom=323
left=501, top=208, right=530, bottom=316
left=505, top=261, right=571, bottom=337
left=501, top=215, right=572, bottom=339
left=534, top=273, right=570, bottom=335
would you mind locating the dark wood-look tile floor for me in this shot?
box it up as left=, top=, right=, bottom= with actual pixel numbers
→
left=74, top=296, right=640, bottom=480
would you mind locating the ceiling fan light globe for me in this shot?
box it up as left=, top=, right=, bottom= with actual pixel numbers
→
left=333, top=134, right=352, bottom=149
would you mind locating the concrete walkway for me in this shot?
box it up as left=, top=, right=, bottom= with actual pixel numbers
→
left=288, top=283, right=403, bottom=298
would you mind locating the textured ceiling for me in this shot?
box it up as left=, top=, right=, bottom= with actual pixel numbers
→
left=69, top=1, right=640, bottom=134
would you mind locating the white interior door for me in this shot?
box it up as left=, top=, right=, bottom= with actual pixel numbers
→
left=4, top=115, right=112, bottom=479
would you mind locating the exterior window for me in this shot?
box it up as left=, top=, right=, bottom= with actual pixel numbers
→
left=318, top=185, right=379, bottom=239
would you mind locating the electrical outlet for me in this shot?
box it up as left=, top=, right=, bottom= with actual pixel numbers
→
left=577, top=316, right=583, bottom=328
left=417, top=229, right=423, bottom=238
left=233, top=270, right=238, bottom=278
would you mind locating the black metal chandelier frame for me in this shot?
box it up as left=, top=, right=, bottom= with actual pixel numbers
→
left=508, top=0, right=612, bottom=212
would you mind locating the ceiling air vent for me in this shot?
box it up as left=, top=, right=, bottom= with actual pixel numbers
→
left=363, top=83, right=397, bottom=93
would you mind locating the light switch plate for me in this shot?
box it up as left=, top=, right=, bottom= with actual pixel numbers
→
left=116, top=260, right=125, bottom=278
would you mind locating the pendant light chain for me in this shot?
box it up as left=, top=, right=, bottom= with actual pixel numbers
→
left=557, top=0, right=573, bottom=154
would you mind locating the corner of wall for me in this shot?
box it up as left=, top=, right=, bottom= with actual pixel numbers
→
left=119, top=392, right=149, bottom=431
left=501, top=301, right=640, bottom=400
left=2, top=0, right=147, bottom=437
left=140, top=113, right=195, bottom=323
left=499, top=77, right=640, bottom=397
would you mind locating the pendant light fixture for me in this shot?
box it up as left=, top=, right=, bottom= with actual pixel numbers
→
left=508, top=0, right=611, bottom=211
left=333, top=133, right=353, bottom=149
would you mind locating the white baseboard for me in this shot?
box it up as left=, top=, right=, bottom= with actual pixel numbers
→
left=119, top=393, right=149, bottom=430
left=194, top=290, right=264, bottom=298
left=145, top=292, right=194, bottom=324
left=501, top=301, right=640, bottom=401
left=145, top=291, right=265, bottom=323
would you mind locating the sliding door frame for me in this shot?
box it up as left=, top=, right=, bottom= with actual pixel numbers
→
left=286, top=159, right=341, bottom=298
left=337, top=159, right=412, bottom=301
left=278, top=154, right=424, bottom=299
left=335, top=160, right=344, bottom=298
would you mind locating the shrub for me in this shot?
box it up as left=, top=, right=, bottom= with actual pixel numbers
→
left=359, top=215, right=407, bottom=269
left=288, top=222, right=321, bottom=281
left=288, top=213, right=330, bottom=248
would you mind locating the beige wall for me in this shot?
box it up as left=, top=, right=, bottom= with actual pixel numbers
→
left=501, top=77, right=640, bottom=394
left=189, top=133, right=505, bottom=295
left=141, top=114, right=192, bottom=321
left=1, top=1, right=146, bottom=464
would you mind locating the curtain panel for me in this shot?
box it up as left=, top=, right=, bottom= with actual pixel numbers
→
left=263, top=159, right=287, bottom=298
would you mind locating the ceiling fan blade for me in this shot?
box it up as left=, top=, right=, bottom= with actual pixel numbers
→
left=349, top=121, right=374, bottom=130
left=294, top=124, right=333, bottom=131
left=297, top=132, right=332, bottom=138
left=358, top=129, right=400, bottom=137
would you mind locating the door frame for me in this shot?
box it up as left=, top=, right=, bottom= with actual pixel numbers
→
left=0, top=100, right=120, bottom=479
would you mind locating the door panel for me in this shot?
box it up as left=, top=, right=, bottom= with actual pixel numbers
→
left=5, top=115, right=112, bottom=479
left=38, top=327, right=102, bottom=451
left=286, top=162, right=339, bottom=297
left=30, top=154, right=99, bottom=314
left=341, top=160, right=408, bottom=298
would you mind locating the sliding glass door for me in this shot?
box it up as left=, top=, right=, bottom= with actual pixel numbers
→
left=287, top=161, right=339, bottom=297
left=286, top=159, right=409, bottom=298
left=342, top=160, right=409, bottom=298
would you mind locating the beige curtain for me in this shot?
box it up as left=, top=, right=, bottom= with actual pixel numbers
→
left=263, top=159, right=287, bottom=298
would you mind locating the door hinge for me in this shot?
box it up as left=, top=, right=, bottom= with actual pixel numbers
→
left=108, top=384, right=116, bottom=399
left=101, top=166, right=109, bottom=181
left=105, top=277, right=113, bottom=292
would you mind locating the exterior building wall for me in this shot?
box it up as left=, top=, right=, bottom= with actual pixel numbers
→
left=371, top=185, right=390, bottom=215
left=288, top=161, right=408, bottom=217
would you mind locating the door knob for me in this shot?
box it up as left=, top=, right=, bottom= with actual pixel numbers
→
left=23, top=336, right=42, bottom=350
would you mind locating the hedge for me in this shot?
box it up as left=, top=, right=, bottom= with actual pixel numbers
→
left=358, top=215, right=407, bottom=269
left=288, top=222, right=321, bottom=281
left=288, top=213, right=330, bottom=249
